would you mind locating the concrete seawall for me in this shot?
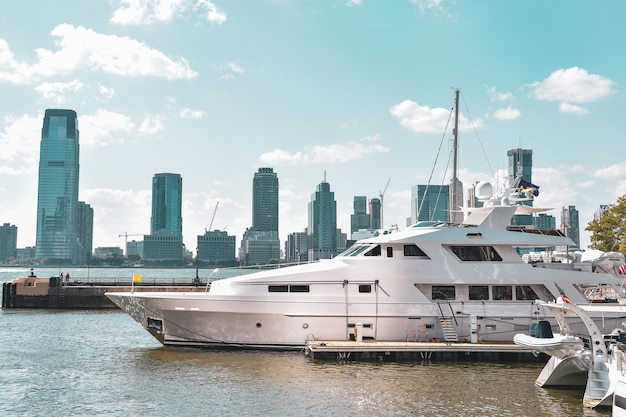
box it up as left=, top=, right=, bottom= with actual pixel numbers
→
left=2, top=276, right=208, bottom=309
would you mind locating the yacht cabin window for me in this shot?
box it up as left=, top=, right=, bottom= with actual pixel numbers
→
left=386, top=247, right=393, bottom=257
left=404, top=244, right=429, bottom=258
left=268, top=285, right=310, bottom=293
left=432, top=285, right=455, bottom=300
left=448, top=245, right=502, bottom=261
left=359, top=284, right=372, bottom=293
left=516, top=285, right=539, bottom=300
left=469, top=285, right=489, bottom=300
left=493, top=285, right=513, bottom=300
left=341, top=244, right=372, bottom=257
left=364, top=245, right=381, bottom=256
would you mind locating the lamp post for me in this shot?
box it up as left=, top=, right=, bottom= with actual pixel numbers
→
left=194, top=247, right=200, bottom=284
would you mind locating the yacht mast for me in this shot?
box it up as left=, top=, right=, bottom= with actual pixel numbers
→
left=451, top=88, right=462, bottom=223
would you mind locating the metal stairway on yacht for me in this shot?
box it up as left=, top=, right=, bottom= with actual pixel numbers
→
left=439, top=316, right=459, bottom=343
left=584, top=362, right=611, bottom=407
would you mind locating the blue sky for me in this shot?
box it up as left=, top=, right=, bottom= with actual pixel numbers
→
left=0, top=0, right=624, bottom=252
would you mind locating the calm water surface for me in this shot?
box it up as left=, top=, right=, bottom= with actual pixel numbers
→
left=0, top=267, right=612, bottom=416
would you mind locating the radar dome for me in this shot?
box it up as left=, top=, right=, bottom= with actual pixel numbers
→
left=475, top=182, right=493, bottom=199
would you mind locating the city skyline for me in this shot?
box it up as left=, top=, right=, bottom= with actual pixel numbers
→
left=1, top=1, right=625, bottom=252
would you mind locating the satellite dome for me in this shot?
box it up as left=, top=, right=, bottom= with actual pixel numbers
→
left=475, top=181, right=493, bottom=199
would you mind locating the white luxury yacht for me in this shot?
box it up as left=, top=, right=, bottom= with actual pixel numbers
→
left=107, top=179, right=626, bottom=350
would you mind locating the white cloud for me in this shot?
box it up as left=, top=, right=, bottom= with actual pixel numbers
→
left=111, top=0, right=226, bottom=25
left=138, top=114, right=164, bottom=135
left=179, top=108, right=205, bottom=119
left=530, top=67, right=616, bottom=113
left=390, top=99, right=483, bottom=133
left=80, top=109, right=164, bottom=146
left=346, top=0, right=363, bottom=6
left=411, top=0, right=444, bottom=12
left=99, top=85, right=115, bottom=101
left=258, top=141, right=390, bottom=166
left=0, top=39, right=35, bottom=84
left=492, top=106, right=521, bottom=120
left=559, top=102, right=588, bottom=115
left=34, top=79, right=85, bottom=104
left=213, top=62, right=246, bottom=80
left=592, top=161, right=626, bottom=179
left=0, top=114, right=41, bottom=173
left=486, top=86, right=514, bottom=102
left=79, top=109, right=136, bottom=146
left=81, top=187, right=152, bottom=241
left=0, top=24, right=197, bottom=84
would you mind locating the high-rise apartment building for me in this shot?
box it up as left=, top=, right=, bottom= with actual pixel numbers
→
left=285, top=231, right=309, bottom=263
left=350, top=196, right=370, bottom=235
left=0, top=223, right=17, bottom=262
left=594, top=205, right=610, bottom=221
left=561, top=205, right=580, bottom=250
left=411, top=184, right=450, bottom=223
left=144, top=173, right=184, bottom=261
left=252, top=167, right=279, bottom=233
left=239, top=168, right=280, bottom=265
left=507, top=148, right=533, bottom=184
left=369, top=198, right=381, bottom=230
left=449, top=177, right=464, bottom=224
left=308, top=177, right=337, bottom=260
left=508, top=148, right=534, bottom=226
left=78, top=202, right=93, bottom=264
left=35, top=109, right=88, bottom=264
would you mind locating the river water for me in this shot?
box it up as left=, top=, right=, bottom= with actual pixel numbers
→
left=0, top=267, right=612, bottom=416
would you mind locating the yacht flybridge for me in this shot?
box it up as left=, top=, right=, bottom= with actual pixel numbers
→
left=106, top=178, right=626, bottom=349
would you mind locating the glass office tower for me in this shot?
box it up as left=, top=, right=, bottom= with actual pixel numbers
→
left=150, top=173, right=183, bottom=235
left=35, top=109, right=80, bottom=263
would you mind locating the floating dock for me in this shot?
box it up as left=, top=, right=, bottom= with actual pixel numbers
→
left=304, top=339, right=540, bottom=362
left=2, top=276, right=207, bottom=309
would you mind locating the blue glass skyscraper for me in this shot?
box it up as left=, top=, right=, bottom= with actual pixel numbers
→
left=144, top=173, right=184, bottom=261
left=150, top=173, right=183, bottom=235
left=35, top=109, right=81, bottom=263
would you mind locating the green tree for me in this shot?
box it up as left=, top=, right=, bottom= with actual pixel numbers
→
left=586, top=195, right=626, bottom=252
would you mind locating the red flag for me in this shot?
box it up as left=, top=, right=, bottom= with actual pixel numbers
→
left=618, top=264, right=626, bottom=275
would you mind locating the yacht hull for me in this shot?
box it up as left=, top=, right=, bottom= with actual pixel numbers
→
left=107, top=291, right=626, bottom=349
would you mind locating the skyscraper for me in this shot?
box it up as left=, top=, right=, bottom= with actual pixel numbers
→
left=78, top=202, right=93, bottom=264
left=252, top=167, right=279, bottom=233
left=369, top=198, right=381, bottom=230
left=150, top=173, right=183, bottom=235
left=35, top=109, right=82, bottom=264
left=144, top=173, right=183, bottom=261
left=411, top=184, right=450, bottom=223
left=350, top=196, right=370, bottom=236
left=0, top=223, right=17, bottom=262
left=561, top=205, right=580, bottom=250
left=308, top=177, right=337, bottom=260
left=507, top=148, right=533, bottom=183
left=507, top=148, right=534, bottom=226
left=239, top=168, right=280, bottom=265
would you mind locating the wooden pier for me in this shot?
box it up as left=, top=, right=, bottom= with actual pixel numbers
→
left=304, top=339, right=541, bottom=362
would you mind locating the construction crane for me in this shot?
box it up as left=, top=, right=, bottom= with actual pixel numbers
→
left=118, top=232, right=144, bottom=255
left=379, top=179, right=391, bottom=230
left=205, top=201, right=219, bottom=232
